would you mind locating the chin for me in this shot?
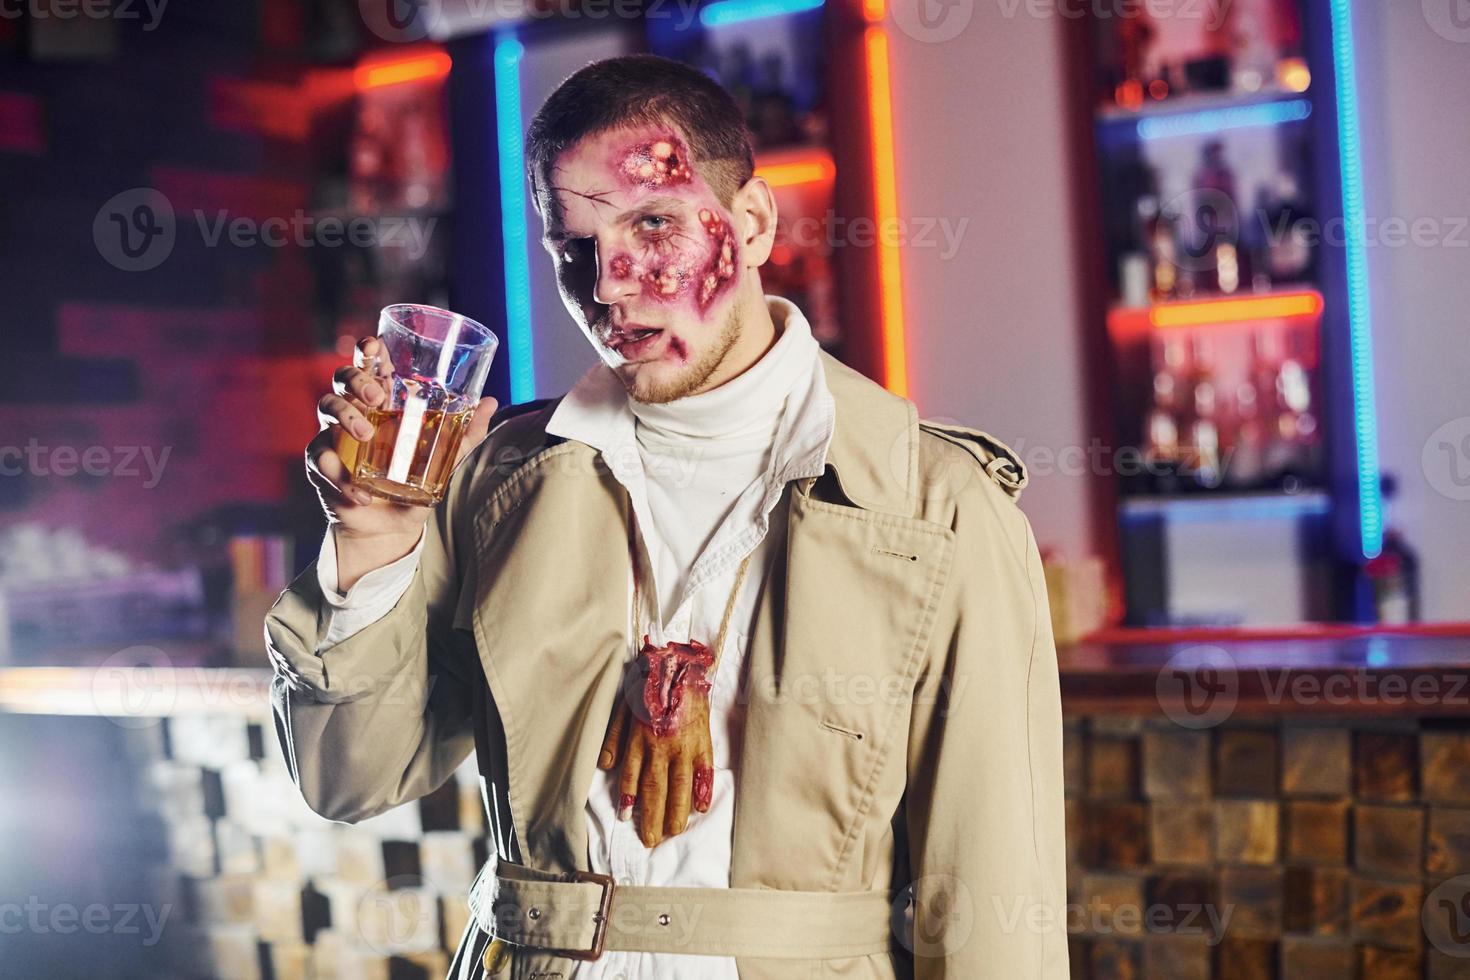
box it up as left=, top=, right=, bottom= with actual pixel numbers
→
left=621, top=363, right=684, bottom=404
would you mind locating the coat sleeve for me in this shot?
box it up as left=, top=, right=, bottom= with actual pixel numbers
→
left=263, top=444, right=482, bottom=825
left=903, top=475, right=1069, bottom=978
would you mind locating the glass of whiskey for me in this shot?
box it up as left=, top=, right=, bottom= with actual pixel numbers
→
left=337, top=304, right=498, bottom=507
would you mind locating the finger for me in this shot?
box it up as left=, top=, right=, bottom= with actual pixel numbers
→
left=599, top=701, right=628, bottom=770
left=692, top=743, right=714, bottom=814
left=666, top=752, right=693, bottom=837
left=333, top=364, right=389, bottom=408
left=305, top=442, right=373, bottom=507
left=455, top=396, right=499, bottom=466
left=618, top=734, right=643, bottom=822
left=317, top=393, right=376, bottom=442
left=356, top=336, right=393, bottom=379
left=638, top=750, right=667, bottom=848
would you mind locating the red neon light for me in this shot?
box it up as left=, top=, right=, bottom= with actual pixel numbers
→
left=354, top=51, right=452, bottom=91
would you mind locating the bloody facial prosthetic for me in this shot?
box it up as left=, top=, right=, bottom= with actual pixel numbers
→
left=550, top=130, right=742, bottom=352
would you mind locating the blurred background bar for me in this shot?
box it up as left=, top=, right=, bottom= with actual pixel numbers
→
left=1, top=1, right=1468, bottom=977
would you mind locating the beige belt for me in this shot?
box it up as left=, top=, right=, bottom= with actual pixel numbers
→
left=469, top=858, right=897, bottom=962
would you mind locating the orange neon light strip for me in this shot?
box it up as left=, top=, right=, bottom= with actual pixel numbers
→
left=354, top=51, right=452, bottom=91
left=865, top=21, right=909, bottom=397
left=1149, top=290, right=1325, bottom=328
left=755, top=154, right=837, bottom=187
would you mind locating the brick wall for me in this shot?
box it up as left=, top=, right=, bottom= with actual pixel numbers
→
left=1064, top=715, right=1470, bottom=978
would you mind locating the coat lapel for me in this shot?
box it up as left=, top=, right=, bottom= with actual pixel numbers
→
left=731, top=353, right=956, bottom=888
left=468, top=442, right=634, bottom=875
left=466, top=351, right=954, bottom=887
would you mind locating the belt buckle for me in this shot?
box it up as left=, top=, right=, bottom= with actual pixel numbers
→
left=549, top=870, right=616, bottom=961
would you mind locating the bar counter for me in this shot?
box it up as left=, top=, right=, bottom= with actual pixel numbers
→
left=3, top=625, right=1469, bottom=978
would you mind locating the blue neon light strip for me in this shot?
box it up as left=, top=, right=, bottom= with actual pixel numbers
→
left=1136, top=98, right=1312, bottom=140
left=494, top=32, right=535, bottom=404
left=1329, top=0, right=1383, bottom=558
left=700, top=0, right=824, bottom=28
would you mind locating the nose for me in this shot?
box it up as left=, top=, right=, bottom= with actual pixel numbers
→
left=592, top=240, right=640, bottom=306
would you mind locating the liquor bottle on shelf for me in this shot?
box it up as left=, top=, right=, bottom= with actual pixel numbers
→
left=1231, top=0, right=1280, bottom=93
left=1144, top=334, right=1191, bottom=495
left=1226, top=351, right=1268, bottom=490
left=1243, top=185, right=1276, bottom=293
left=1364, top=474, right=1421, bottom=623
left=1277, top=325, right=1321, bottom=487
left=1142, top=195, right=1181, bottom=301
left=1187, top=333, right=1223, bottom=490
left=1260, top=174, right=1316, bottom=286
left=1187, top=141, right=1242, bottom=296
left=1113, top=11, right=1155, bottom=110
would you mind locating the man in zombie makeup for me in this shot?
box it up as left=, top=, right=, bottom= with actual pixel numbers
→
left=270, top=55, right=1068, bottom=980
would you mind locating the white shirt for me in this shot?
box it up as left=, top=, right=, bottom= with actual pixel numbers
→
left=315, top=295, right=835, bottom=978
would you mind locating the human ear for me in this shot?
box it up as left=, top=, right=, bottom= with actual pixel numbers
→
left=730, top=176, right=778, bottom=269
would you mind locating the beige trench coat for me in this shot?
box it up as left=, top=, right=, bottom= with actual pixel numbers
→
left=265, top=349, right=1069, bottom=979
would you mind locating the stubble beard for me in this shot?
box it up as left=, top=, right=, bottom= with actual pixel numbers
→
left=623, top=302, right=743, bottom=405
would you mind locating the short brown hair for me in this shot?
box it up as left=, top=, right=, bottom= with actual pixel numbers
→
left=525, top=54, right=756, bottom=211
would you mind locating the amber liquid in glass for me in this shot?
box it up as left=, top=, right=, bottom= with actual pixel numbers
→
left=337, top=402, right=472, bottom=507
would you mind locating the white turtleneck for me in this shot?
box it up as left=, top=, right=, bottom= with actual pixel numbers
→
left=312, top=295, right=836, bottom=980
left=622, top=295, right=822, bottom=627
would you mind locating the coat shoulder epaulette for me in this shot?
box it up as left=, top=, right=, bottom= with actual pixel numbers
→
left=917, top=418, right=1029, bottom=502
